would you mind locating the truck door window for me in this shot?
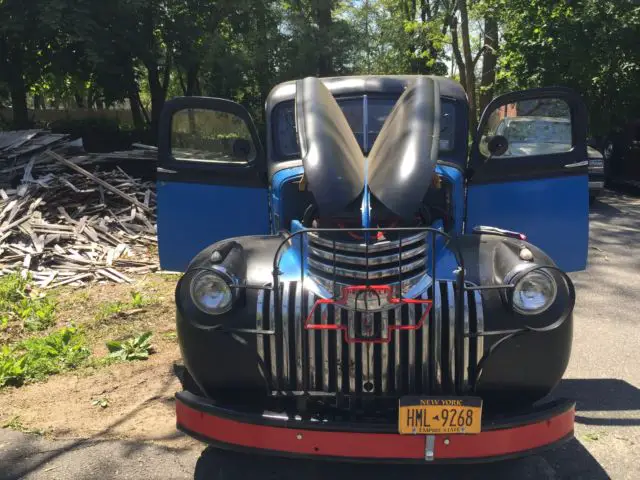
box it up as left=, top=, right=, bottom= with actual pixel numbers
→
left=171, top=108, right=256, bottom=164
left=481, top=98, right=572, bottom=158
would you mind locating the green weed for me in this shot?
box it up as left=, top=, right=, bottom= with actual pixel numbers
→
left=129, top=290, right=150, bottom=308
left=0, top=327, right=90, bottom=388
left=0, top=273, right=56, bottom=332
left=91, top=397, right=110, bottom=408
left=106, top=331, right=154, bottom=361
left=2, top=416, right=45, bottom=435
left=95, top=301, right=126, bottom=321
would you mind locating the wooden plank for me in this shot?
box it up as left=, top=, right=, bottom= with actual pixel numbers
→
left=45, top=150, right=152, bottom=212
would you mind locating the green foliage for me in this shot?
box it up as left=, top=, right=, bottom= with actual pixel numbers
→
left=95, top=301, right=126, bottom=321
left=129, top=291, right=149, bottom=309
left=106, top=332, right=154, bottom=362
left=91, top=397, right=109, bottom=408
left=2, top=415, right=45, bottom=435
left=498, top=0, right=640, bottom=136
left=0, top=274, right=56, bottom=332
left=3, top=0, right=638, bottom=140
left=0, top=327, right=90, bottom=388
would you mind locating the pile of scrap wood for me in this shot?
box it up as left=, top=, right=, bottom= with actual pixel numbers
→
left=0, top=130, right=157, bottom=188
left=0, top=130, right=160, bottom=287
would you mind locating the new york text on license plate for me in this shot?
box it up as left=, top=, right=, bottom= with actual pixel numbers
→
left=398, top=396, right=482, bottom=435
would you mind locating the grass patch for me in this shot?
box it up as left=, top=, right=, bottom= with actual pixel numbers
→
left=0, top=326, right=90, bottom=388
left=95, top=301, right=127, bottom=321
left=130, top=290, right=151, bottom=308
left=0, top=273, right=56, bottom=333
left=2, top=416, right=46, bottom=435
left=106, top=331, right=154, bottom=361
left=94, top=291, right=154, bottom=322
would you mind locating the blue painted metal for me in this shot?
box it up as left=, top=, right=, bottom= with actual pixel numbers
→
left=465, top=175, right=589, bottom=271
left=435, top=164, right=464, bottom=235
left=270, top=166, right=304, bottom=232
left=157, top=181, right=269, bottom=272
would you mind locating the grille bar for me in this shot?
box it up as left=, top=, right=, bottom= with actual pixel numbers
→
left=257, top=281, right=483, bottom=397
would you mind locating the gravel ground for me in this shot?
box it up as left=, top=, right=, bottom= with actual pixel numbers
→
left=1, top=189, right=638, bottom=480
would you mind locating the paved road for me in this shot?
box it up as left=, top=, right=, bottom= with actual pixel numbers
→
left=1, top=190, right=638, bottom=479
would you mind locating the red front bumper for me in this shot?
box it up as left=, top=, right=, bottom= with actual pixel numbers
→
left=176, top=392, right=574, bottom=463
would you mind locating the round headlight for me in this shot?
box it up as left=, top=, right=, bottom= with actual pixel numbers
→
left=189, top=271, right=233, bottom=315
left=511, top=269, right=557, bottom=315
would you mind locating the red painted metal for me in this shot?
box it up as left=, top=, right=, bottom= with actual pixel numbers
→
left=304, top=285, right=433, bottom=344
left=176, top=399, right=574, bottom=462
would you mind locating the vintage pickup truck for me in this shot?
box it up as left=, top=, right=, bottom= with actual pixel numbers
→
left=155, top=75, right=588, bottom=470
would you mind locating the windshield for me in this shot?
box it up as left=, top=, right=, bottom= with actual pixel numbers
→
left=498, top=118, right=571, bottom=144
left=273, top=96, right=456, bottom=160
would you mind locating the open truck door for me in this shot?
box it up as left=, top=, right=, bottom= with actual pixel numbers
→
left=156, top=97, right=270, bottom=272
left=466, top=87, right=589, bottom=272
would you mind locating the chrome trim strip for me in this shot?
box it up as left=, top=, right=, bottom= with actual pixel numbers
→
left=474, top=290, right=484, bottom=366
left=294, top=283, right=303, bottom=390
left=463, top=291, right=469, bottom=392
left=348, top=310, right=356, bottom=393
left=307, top=231, right=427, bottom=253
left=447, top=282, right=455, bottom=392
left=564, top=160, right=588, bottom=168
left=308, top=256, right=426, bottom=280
left=311, top=270, right=429, bottom=301
left=307, top=243, right=427, bottom=266
left=282, top=282, right=290, bottom=389
left=381, top=310, right=389, bottom=392
left=269, top=286, right=277, bottom=390
left=394, top=307, right=402, bottom=392
left=408, top=303, right=416, bottom=393
left=366, top=341, right=374, bottom=393
left=420, top=289, right=429, bottom=392
left=308, top=291, right=316, bottom=391
left=433, top=284, right=442, bottom=390
left=321, top=303, right=329, bottom=391
left=256, top=289, right=265, bottom=366
left=335, top=306, right=343, bottom=393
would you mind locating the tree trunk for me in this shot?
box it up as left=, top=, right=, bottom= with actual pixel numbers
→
left=10, top=76, right=29, bottom=129
left=479, top=14, right=498, bottom=116
left=147, top=65, right=165, bottom=135
left=314, top=0, right=334, bottom=75
left=458, top=0, right=477, bottom=133
left=450, top=16, right=467, bottom=95
left=185, top=64, right=200, bottom=96
left=129, top=93, right=146, bottom=131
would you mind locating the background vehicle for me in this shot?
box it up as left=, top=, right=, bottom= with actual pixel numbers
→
left=157, top=76, right=588, bottom=468
left=603, top=119, right=640, bottom=188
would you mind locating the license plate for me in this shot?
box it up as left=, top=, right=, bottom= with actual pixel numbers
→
left=398, top=396, right=482, bottom=435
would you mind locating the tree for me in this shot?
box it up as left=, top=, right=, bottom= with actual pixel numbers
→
left=0, top=0, right=66, bottom=128
left=498, top=0, right=640, bottom=137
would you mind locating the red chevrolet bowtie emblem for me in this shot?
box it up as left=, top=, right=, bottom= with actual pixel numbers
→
left=304, top=285, right=432, bottom=344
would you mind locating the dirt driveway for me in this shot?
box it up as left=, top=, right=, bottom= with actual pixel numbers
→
left=1, top=190, right=638, bottom=480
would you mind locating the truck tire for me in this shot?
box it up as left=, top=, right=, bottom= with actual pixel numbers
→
left=194, top=447, right=238, bottom=480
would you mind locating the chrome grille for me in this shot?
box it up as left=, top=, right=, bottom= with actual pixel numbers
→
left=256, top=280, right=484, bottom=397
left=307, top=231, right=428, bottom=286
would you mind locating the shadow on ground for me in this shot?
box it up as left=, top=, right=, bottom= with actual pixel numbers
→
left=192, top=438, right=609, bottom=480
left=0, top=364, right=196, bottom=480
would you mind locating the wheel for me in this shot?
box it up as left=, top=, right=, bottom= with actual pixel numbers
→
left=194, top=447, right=239, bottom=480
left=194, top=447, right=286, bottom=480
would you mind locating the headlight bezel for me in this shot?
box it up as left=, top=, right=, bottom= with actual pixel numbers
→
left=188, top=268, right=237, bottom=315
left=504, top=264, right=558, bottom=316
